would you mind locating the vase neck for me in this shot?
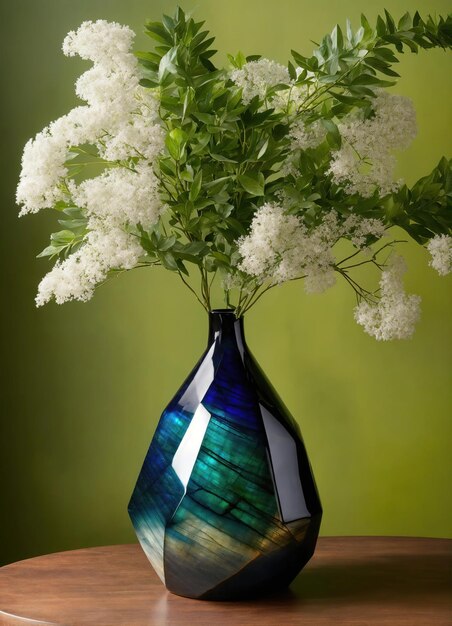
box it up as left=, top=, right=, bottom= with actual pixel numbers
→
left=207, top=310, right=245, bottom=351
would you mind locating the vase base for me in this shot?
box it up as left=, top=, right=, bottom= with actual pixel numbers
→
left=164, top=513, right=321, bottom=601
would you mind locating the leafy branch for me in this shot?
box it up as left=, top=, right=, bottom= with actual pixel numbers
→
left=291, top=11, right=452, bottom=116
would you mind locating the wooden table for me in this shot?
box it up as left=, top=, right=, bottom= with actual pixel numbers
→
left=0, top=537, right=450, bottom=625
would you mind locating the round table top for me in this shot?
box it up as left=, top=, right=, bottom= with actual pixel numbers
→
left=0, top=537, right=450, bottom=625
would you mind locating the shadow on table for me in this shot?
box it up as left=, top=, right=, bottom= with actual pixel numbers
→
left=158, top=551, right=451, bottom=611
left=288, top=552, right=452, bottom=604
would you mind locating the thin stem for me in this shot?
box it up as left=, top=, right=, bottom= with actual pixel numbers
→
left=240, top=284, right=274, bottom=316
left=340, top=258, right=384, bottom=270
left=199, top=266, right=211, bottom=310
left=336, top=267, right=377, bottom=303
left=209, top=270, right=217, bottom=290
left=178, top=271, right=208, bottom=311
left=235, top=284, right=244, bottom=314
left=336, top=248, right=362, bottom=266
left=336, top=239, right=407, bottom=268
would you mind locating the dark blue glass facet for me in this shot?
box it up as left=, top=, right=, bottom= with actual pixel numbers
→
left=128, top=310, right=322, bottom=600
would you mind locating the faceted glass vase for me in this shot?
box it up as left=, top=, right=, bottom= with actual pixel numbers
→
left=128, top=309, right=322, bottom=600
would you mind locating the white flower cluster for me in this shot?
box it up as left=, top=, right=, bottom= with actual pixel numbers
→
left=289, top=119, right=326, bottom=151
left=222, top=272, right=257, bottom=296
left=230, top=58, right=290, bottom=105
left=427, top=234, right=452, bottom=276
left=16, top=20, right=165, bottom=306
left=354, top=256, right=421, bottom=340
left=70, top=162, right=161, bottom=229
left=238, top=204, right=385, bottom=294
left=347, top=217, right=386, bottom=249
left=282, top=117, right=326, bottom=177
left=18, top=21, right=142, bottom=214
left=270, top=84, right=309, bottom=113
left=99, top=93, right=164, bottom=162
left=62, top=19, right=135, bottom=65
left=36, top=229, right=143, bottom=306
left=328, top=91, right=417, bottom=197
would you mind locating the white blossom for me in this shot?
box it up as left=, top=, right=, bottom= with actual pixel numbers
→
left=354, top=256, right=421, bottom=340
left=72, top=162, right=162, bottom=229
left=328, top=91, right=417, bottom=197
left=271, top=84, right=308, bottom=112
left=427, top=234, right=452, bottom=276
left=36, top=227, right=143, bottom=306
left=17, top=130, right=69, bottom=214
left=17, top=20, right=166, bottom=305
left=16, top=20, right=163, bottom=216
left=36, top=158, right=164, bottom=306
left=230, top=59, right=290, bottom=105
left=289, top=119, right=326, bottom=151
left=34, top=159, right=163, bottom=306
left=342, top=215, right=386, bottom=249
left=238, top=203, right=304, bottom=281
left=62, top=20, right=136, bottom=69
left=238, top=205, right=384, bottom=294
left=222, top=272, right=257, bottom=295
left=99, top=90, right=164, bottom=161
left=74, top=65, right=138, bottom=111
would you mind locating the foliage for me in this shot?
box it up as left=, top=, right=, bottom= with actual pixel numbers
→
left=132, top=8, right=451, bottom=314
left=17, top=8, right=452, bottom=336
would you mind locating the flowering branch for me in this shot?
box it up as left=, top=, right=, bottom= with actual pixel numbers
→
left=16, top=8, right=452, bottom=340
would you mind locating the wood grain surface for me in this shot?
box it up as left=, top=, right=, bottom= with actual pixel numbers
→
left=0, top=537, right=451, bottom=625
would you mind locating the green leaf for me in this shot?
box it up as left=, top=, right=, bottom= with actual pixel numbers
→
left=210, top=153, right=238, bottom=163
left=139, top=78, right=159, bottom=89
left=287, top=61, right=297, bottom=80
left=37, top=245, right=66, bottom=259
left=364, top=57, right=400, bottom=76
left=322, top=119, right=341, bottom=149
left=190, top=133, right=211, bottom=155
left=373, top=47, right=399, bottom=63
left=257, top=139, right=269, bottom=160
left=165, top=128, right=188, bottom=160
left=62, top=207, right=83, bottom=217
left=211, top=251, right=230, bottom=266
left=180, top=166, right=194, bottom=182
left=158, top=47, right=178, bottom=82
left=57, top=219, right=87, bottom=230
left=159, top=251, right=179, bottom=271
left=384, top=9, right=396, bottom=34
left=376, top=15, right=387, bottom=37
left=189, top=171, right=203, bottom=201
left=50, top=230, right=75, bottom=244
left=176, top=259, right=189, bottom=275
left=204, top=176, right=232, bottom=190
left=331, top=24, right=344, bottom=51
left=397, top=12, right=412, bottom=31
left=237, top=174, right=265, bottom=196
left=165, top=135, right=180, bottom=160
left=144, top=21, right=173, bottom=45
left=158, top=235, right=177, bottom=251
left=180, top=241, right=210, bottom=256
left=350, top=73, right=394, bottom=86
left=162, top=14, right=175, bottom=33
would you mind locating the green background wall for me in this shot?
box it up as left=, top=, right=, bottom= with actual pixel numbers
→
left=0, top=0, right=451, bottom=567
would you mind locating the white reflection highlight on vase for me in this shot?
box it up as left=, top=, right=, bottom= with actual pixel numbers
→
left=171, top=404, right=211, bottom=490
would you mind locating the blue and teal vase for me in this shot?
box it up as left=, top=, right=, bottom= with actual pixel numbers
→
left=128, top=309, right=322, bottom=600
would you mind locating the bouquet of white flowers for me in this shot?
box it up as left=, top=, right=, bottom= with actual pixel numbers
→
left=17, top=7, right=451, bottom=339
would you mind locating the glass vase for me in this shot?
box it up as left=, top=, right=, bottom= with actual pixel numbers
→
left=128, top=309, right=322, bottom=600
